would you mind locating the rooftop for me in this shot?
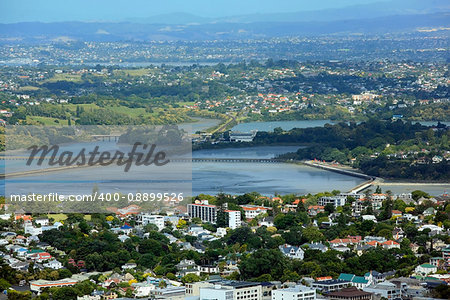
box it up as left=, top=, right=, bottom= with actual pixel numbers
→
left=328, top=287, right=372, bottom=297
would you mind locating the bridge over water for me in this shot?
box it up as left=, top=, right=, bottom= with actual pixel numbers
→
left=0, top=156, right=286, bottom=163
left=0, top=156, right=288, bottom=179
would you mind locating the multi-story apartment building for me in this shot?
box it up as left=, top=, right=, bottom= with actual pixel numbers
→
left=137, top=214, right=165, bottom=231
left=188, top=201, right=217, bottom=224
left=225, top=210, right=242, bottom=229
left=318, top=195, right=347, bottom=208
left=188, top=201, right=242, bottom=229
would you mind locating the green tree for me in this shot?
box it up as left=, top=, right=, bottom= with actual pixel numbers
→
left=0, top=278, right=11, bottom=291
left=181, top=274, right=201, bottom=283
left=302, top=226, right=324, bottom=242
left=7, top=290, right=32, bottom=300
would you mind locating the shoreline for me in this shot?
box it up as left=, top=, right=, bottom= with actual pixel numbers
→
left=300, top=160, right=449, bottom=194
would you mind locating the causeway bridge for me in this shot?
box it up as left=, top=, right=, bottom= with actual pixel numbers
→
left=0, top=156, right=286, bottom=163
left=175, top=158, right=286, bottom=163
left=1, top=157, right=377, bottom=193
left=0, top=157, right=288, bottom=179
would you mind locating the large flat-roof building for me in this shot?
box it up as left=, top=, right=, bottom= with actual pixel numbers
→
left=199, top=281, right=262, bottom=300
left=272, top=285, right=316, bottom=300
left=327, top=287, right=372, bottom=300
left=311, top=280, right=350, bottom=293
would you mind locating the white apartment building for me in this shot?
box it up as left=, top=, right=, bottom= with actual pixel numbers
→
left=225, top=210, right=241, bottom=229
left=272, top=285, right=316, bottom=300
left=137, top=214, right=165, bottom=231
left=318, top=196, right=347, bottom=208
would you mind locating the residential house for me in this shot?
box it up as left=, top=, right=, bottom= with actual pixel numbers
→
left=382, top=240, right=400, bottom=250
left=279, top=244, right=305, bottom=260
left=423, top=207, right=436, bottom=217
left=43, top=259, right=63, bottom=270
left=118, top=224, right=133, bottom=235
left=338, top=273, right=371, bottom=289
left=329, top=236, right=361, bottom=248
left=240, top=205, right=271, bottom=219
left=259, top=217, right=274, bottom=227
left=30, top=252, right=52, bottom=263
left=392, top=228, right=404, bottom=240
left=198, top=265, right=219, bottom=274
left=391, top=210, right=402, bottom=218
left=302, top=242, right=328, bottom=253
left=361, top=215, right=377, bottom=222
left=415, top=263, right=437, bottom=275
left=121, top=262, right=137, bottom=271
left=132, top=282, right=156, bottom=298
left=308, top=206, right=325, bottom=217
left=35, top=218, right=50, bottom=226
left=429, top=257, right=443, bottom=268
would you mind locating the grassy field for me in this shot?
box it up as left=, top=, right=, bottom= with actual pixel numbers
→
left=18, top=85, right=40, bottom=91
left=113, top=68, right=154, bottom=77
left=64, top=103, right=159, bottom=118
left=64, top=103, right=100, bottom=112
left=26, top=116, right=69, bottom=125
left=43, top=73, right=83, bottom=83
left=107, top=106, right=149, bottom=117
left=48, top=214, right=91, bottom=222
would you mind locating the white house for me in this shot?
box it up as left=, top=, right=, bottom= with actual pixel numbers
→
left=43, top=259, right=63, bottom=270
left=415, top=263, right=437, bottom=275
left=279, top=244, right=305, bottom=260
left=419, top=224, right=443, bottom=235
left=240, top=205, right=270, bottom=219
left=118, top=234, right=130, bottom=243
left=216, top=228, right=227, bottom=237
left=362, top=215, right=377, bottom=222
left=121, top=262, right=137, bottom=271
left=35, top=218, right=50, bottom=227
left=25, top=225, right=43, bottom=236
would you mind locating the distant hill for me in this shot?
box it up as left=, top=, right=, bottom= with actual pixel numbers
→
left=0, top=12, right=449, bottom=43
left=122, top=0, right=450, bottom=24
left=215, top=0, right=450, bottom=24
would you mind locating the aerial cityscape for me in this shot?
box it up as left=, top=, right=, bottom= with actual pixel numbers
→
left=0, top=0, right=449, bottom=299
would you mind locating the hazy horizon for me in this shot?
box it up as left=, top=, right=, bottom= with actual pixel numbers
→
left=0, top=0, right=388, bottom=23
